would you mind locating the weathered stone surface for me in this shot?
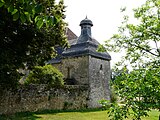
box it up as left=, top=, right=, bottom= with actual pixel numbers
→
left=0, top=85, right=88, bottom=114
left=53, top=56, right=89, bottom=85
left=88, top=56, right=111, bottom=108
left=51, top=18, right=111, bottom=108
left=0, top=17, right=112, bottom=115
left=53, top=55, right=111, bottom=108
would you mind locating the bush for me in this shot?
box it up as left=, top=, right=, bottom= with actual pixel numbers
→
left=110, top=85, right=118, bottom=103
left=98, top=99, right=110, bottom=110
left=25, top=65, right=64, bottom=87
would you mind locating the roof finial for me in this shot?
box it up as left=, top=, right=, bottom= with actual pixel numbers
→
left=85, top=15, right=88, bottom=19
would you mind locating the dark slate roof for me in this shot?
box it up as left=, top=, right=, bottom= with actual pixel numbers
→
left=80, top=16, right=93, bottom=26
left=68, top=38, right=77, bottom=45
left=49, top=17, right=111, bottom=64
left=62, top=41, right=111, bottom=60
left=77, top=33, right=99, bottom=45
left=49, top=37, right=111, bottom=64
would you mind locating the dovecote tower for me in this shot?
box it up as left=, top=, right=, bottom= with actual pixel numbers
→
left=50, top=17, right=111, bottom=108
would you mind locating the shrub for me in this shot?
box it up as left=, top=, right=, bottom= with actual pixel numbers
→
left=25, top=65, right=64, bottom=87
left=110, top=85, right=118, bottom=103
left=98, top=99, right=110, bottom=110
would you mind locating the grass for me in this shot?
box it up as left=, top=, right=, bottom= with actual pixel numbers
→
left=127, top=110, right=159, bottom=120
left=0, top=109, right=159, bottom=120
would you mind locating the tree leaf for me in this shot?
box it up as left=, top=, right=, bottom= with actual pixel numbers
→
left=19, top=0, right=24, bottom=3
left=7, top=5, right=14, bottom=12
left=11, top=9, right=18, bottom=15
left=25, top=12, right=32, bottom=22
left=44, top=16, right=49, bottom=27
left=35, top=4, right=43, bottom=13
left=49, top=16, right=57, bottom=25
left=0, top=1, right=4, bottom=7
left=26, top=5, right=33, bottom=14
left=36, top=18, right=43, bottom=29
left=13, top=12, right=19, bottom=21
left=5, top=0, right=11, bottom=8
left=34, top=16, right=39, bottom=23
left=20, top=14, right=26, bottom=23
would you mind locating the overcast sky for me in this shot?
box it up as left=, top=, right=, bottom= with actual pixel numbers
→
left=64, top=0, right=146, bottom=44
left=57, top=0, right=146, bottom=66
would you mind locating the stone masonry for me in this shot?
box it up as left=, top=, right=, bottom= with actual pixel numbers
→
left=0, top=85, right=89, bottom=114
left=50, top=17, right=111, bottom=108
left=0, top=17, right=111, bottom=114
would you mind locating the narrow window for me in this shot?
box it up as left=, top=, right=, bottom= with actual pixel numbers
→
left=67, top=67, right=71, bottom=79
left=100, top=64, right=103, bottom=70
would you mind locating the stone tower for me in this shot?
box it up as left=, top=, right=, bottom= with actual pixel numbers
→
left=50, top=17, right=111, bottom=108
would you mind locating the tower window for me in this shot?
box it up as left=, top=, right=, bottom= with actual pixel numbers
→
left=67, top=67, right=71, bottom=79
left=100, top=64, right=103, bottom=70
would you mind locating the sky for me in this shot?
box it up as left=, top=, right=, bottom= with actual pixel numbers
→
left=63, top=0, right=146, bottom=44
left=57, top=0, right=147, bottom=66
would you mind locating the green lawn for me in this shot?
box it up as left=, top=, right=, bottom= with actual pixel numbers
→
left=0, top=109, right=159, bottom=120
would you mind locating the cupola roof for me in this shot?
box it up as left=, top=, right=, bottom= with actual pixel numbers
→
left=80, top=16, right=93, bottom=26
left=48, top=17, right=111, bottom=64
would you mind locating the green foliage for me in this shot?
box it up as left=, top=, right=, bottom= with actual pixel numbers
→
left=25, top=65, right=64, bottom=87
left=0, top=0, right=66, bottom=28
left=98, top=99, right=110, bottom=110
left=109, top=65, right=160, bottom=120
left=105, top=0, right=160, bottom=60
left=110, top=86, right=118, bottom=104
left=0, top=0, right=68, bottom=89
left=104, top=0, right=160, bottom=119
left=97, top=44, right=107, bottom=52
left=108, top=103, right=129, bottom=120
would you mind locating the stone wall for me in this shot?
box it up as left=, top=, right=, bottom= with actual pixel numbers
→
left=53, top=56, right=89, bottom=85
left=0, top=84, right=89, bottom=115
left=88, top=56, right=111, bottom=108
left=53, top=55, right=111, bottom=108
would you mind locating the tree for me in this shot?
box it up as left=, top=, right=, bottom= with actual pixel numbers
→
left=25, top=65, right=64, bottom=87
left=0, top=0, right=68, bottom=89
left=104, top=0, right=160, bottom=119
